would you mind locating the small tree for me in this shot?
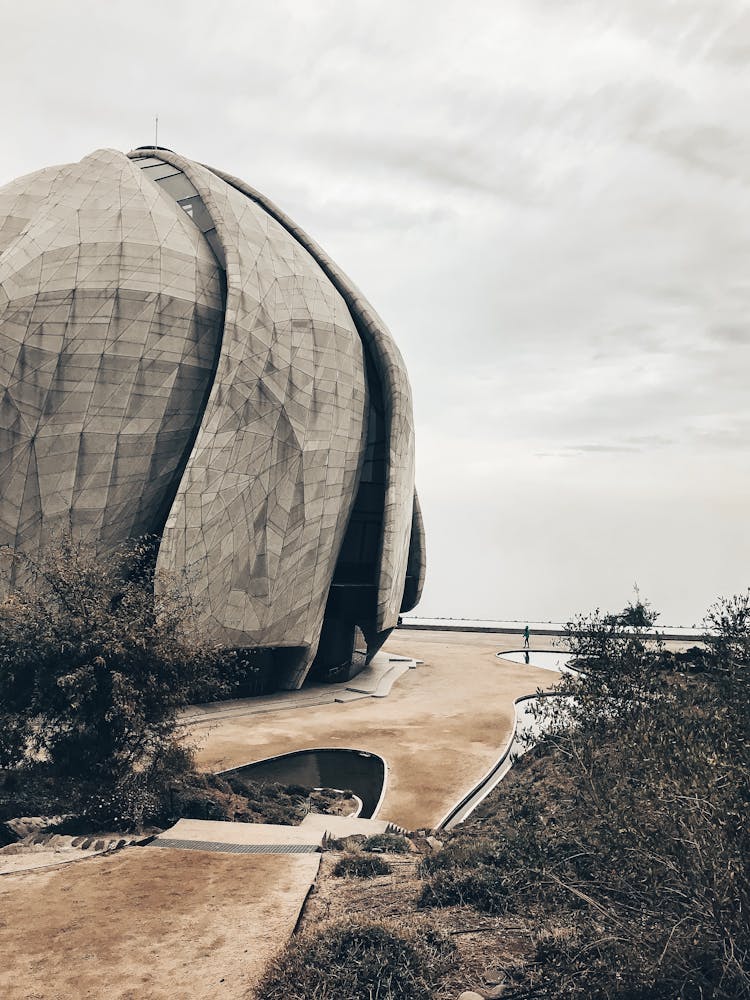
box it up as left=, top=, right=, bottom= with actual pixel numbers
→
left=605, top=583, right=659, bottom=628
left=703, top=589, right=750, bottom=672
left=423, top=597, right=750, bottom=999
left=0, top=534, right=233, bottom=824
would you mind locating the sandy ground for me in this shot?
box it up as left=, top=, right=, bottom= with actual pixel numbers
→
left=0, top=629, right=563, bottom=1000
left=298, top=850, right=534, bottom=999
left=1, top=629, right=689, bottom=999
left=0, top=846, right=109, bottom=875
left=0, top=846, right=319, bottom=1000
left=192, top=629, right=557, bottom=830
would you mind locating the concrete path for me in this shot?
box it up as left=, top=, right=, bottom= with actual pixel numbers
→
left=152, top=817, right=324, bottom=854
left=0, top=827, right=149, bottom=876
left=0, top=842, right=116, bottom=875
left=151, top=813, right=408, bottom=851
left=181, top=651, right=414, bottom=725
left=192, top=629, right=557, bottom=830
left=0, top=845, right=320, bottom=999
left=0, top=632, right=554, bottom=999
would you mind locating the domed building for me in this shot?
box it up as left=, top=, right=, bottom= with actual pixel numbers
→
left=0, top=147, right=425, bottom=688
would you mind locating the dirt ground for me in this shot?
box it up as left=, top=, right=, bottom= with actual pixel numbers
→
left=192, top=629, right=557, bottom=830
left=0, top=629, right=561, bottom=1000
left=296, top=849, right=533, bottom=999
left=0, top=846, right=320, bottom=1000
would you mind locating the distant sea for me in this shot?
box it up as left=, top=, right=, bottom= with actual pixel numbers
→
left=401, top=616, right=703, bottom=639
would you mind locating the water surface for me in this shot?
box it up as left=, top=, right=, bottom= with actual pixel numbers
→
left=221, top=748, right=386, bottom=819
left=498, top=649, right=575, bottom=672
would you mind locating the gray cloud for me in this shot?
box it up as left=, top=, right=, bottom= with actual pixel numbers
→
left=708, top=324, right=750, bottom=346
left=0, top=0, right=748, bottom=625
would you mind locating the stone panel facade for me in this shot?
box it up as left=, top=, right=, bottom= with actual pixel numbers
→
left=0, top=147, right=425, bottom=687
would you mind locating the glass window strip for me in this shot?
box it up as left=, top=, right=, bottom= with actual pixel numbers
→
left=141, top=162, right=182, bottom=181
left=133, top=156, right=224, bottom=269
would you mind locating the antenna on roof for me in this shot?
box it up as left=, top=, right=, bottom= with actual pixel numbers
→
left=154, top=115, right=159, bottom=149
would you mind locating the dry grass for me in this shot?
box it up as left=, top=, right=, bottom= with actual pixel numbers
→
left=288, top=851, right=533, bottom=999
left=333, top=852, right=393, bottom=878
left=256, top=917, right=457, bottom=1000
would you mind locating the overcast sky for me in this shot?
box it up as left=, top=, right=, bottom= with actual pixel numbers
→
left=1, top=0, right=748, bottom=626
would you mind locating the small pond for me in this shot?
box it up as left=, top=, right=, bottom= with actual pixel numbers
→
left=498, top=649, right=575, bottom=673
left=220, top=748, right=386, bottom=819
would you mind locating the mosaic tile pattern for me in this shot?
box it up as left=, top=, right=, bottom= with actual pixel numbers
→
left=201, top=161, right=424, bottom=631
left=0, top=149, right=224, bottom=566
left=401, top=491, right=426, bottom=613
left=128, top=149, right=368, bottom=686
left=0, top=147, right=425, bottom=687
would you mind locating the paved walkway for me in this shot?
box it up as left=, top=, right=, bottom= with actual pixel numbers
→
left=152, top=817, right=324, bottom=853
left=181, top=651, right=414, bottom=724
left=0, top=845, right=320, bottom=999
left=1, top=629, right=564, bottom=998
left=150, top=814, right=404, bottom=856
left=191, top=629, right=556, bottom=830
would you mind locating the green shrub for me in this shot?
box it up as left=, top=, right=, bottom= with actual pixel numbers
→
left=0, top=765, right=79, bottom=823
left=361, top=832, right=410, bottom=853
left=604, top=586, right=659, bottom=627
left=0, top=535, right=210, bottom=777
left=0, top=534, right=239, bottom=827
left=152, top=773, right=313, bottom=828
left=421, top=595, right=750, bottom=999
left=0, top=535, right=384, bottom=834
left=419, top=836, right=513, bottom=876
left=333, top=852, right=393, bottom=878
left=257, top=919, right=455, bottom=1000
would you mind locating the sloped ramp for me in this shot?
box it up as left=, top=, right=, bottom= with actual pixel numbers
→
left=151, top=839, right=320, bottom=855
left=0, top=841, right=322, bottom=997
left=151, top=818, right=324, bottom=854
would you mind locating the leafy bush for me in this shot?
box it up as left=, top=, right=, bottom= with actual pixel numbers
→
left=0, top=763, right=326, bottom=835
left=333, top=852, right=393, bottom=878
left=421, top=594, right=750, bottom=999
left=152, top=772, right=315, bottom=828
left=257, top=919, right=455, bottom=1000
left=0, top=534, right=241, bottom=826
left=0, top=765, right=80, bottom=823
left=0, top=535, right=224, bottom=773
left=419, top=835, right=512, bottom=876
left=604, top=585, right=659, bottom=627
left=419, top=836, right=518, bottom=912
left=361, top=832, right=411, bottom=853
left=704, top=589, right=750, bottom=670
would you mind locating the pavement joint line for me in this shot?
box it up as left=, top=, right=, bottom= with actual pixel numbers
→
left=150, top=838, right=320, bottom=855
left=180, top=654, right=417, bottom=724
left=181, top=696, right=363, bottom=723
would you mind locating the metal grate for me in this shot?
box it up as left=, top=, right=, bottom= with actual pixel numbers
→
left=150, top=838, right=319, bottom=855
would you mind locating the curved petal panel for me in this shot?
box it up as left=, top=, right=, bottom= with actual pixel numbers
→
left=129, top=151, right=368, bottom=686
left=401, top=490, right=427, bottom=613
left=197, top=163, right=416, bottom=633
left=0, top=149, right=225, bottom=562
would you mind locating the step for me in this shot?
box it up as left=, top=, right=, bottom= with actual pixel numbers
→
left=152, top=818, right=324, bottom=851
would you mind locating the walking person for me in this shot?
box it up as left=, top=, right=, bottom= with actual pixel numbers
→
left=523, top=624, right=530, bottom=648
